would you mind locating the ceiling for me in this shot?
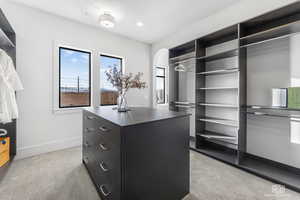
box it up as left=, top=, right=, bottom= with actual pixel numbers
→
left=10, top=0, right=240, bottom=43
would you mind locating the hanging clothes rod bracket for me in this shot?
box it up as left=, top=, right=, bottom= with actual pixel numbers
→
left=0, top=129, right=7, bottom=137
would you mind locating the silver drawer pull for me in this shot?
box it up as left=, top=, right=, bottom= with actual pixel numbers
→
left=85, top=128, right=95, bottom=132
left=99, top=162, right=109, bottom=172
left=99, top=143, right=108, bottom=151
left=99, top=126, right=109, bottom=132
left=86, top=116, right=96, bottom=120
left=99, top=184, right=111, bottom=197
left=84, top=157, right=88, bottom=164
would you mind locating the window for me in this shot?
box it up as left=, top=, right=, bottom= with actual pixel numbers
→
left=59, top=47, right=91, bottom=108
left=100, top=55, right=123, bottom=106
left=156, top=67, right=166, bottom=104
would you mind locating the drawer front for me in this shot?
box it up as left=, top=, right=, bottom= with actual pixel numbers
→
left=94, top=118, right=120, bottom=146
left=83, top=111, right=121, bottom=200
left=92, top=163, right=121, bottom=200
left=83, top=112, right=120, bottom=146
left=93, top=144, right=120, bottom=180
left=83, top=112, right=98, bottom=128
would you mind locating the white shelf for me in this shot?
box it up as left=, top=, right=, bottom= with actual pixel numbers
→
left=197, top=68, right=239, bottom=75
left=198, top=103, right=238, bottom=108
left=197, top=87, right=238, bottom=90
left=198, top=117, right=239, bottom=127
left=199, top=134, right=236, bottom=140
left=196, top=49, right=238, bottom=62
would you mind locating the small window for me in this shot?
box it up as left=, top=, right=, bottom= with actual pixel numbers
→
left=59, top=47, right=91, bottom=108
left=100, top=55, right=123, bottom=106
left=156, top=67, right=166, bottom=104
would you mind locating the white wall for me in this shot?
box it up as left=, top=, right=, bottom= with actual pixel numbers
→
left=1, top=1, right=151, bottom=159
left=151, top=0, right=299, bottom=55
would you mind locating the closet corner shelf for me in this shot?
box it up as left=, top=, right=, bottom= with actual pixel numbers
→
left=0, top=28, right=14, bottom=48
left=197, top=87, right=238, bottom=90
left=240, top=20, right=300, bottom=47
left=196, top=48, right=238, bottom=62
left=198, top=117, right=239, bottom=127
left=196, top=68, right=239, bottom=75
left=198, top=103, right=238, bottom=108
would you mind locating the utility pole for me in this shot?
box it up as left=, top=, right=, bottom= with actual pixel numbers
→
left=77, top=76, right=80, bottom=93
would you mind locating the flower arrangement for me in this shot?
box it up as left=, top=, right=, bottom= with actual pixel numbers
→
left=106, top=66, right=147, bottom=112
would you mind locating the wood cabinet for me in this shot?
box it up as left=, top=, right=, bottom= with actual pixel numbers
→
left=82, top=107, right=190, bottom=200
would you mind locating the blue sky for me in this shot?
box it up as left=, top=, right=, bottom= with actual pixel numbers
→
left=60, top=48, right=121, bottom=90
left=100, top=55, right=122, bottom=91
left=60, top=48, right=90, bottom=88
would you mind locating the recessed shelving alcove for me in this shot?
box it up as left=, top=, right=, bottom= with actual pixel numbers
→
left=169, top=2, right=300, bottom=192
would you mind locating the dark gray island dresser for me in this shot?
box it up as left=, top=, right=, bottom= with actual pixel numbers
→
left=82, top=106, right=190, bottom=200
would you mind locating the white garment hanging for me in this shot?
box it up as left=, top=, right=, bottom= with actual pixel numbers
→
left=0, top=49, right=23, bottom=124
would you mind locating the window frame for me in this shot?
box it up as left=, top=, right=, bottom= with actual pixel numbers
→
left=53, top=43, right=93, bottom=113
left=156, top=67, right=166, bottom=105
left=99, top=54, right=124, bottom=106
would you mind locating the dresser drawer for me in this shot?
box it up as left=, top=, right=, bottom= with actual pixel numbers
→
left=83, top=112, right=98, bottom=128
left=93, top=149, right=120, bottom=180
left=94, top=118, right=120, bottom=145
left=93, top=166, right=121, bottom=200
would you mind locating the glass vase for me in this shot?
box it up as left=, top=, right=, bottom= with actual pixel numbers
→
left=117, top=92, right=128, bottom=112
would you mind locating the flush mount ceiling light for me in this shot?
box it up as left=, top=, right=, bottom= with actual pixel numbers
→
left=136, top=21, right=144, bottom=27
left=99, top=13, right=115, bottom=28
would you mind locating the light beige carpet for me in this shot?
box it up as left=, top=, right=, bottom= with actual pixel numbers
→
left=0, top=147, right=299, bottom=200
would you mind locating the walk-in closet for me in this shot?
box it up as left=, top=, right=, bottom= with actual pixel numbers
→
left=169, top=2, right=300, bottom=192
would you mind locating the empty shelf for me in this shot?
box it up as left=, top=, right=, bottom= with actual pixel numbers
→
left=197, top=87, right=238, bottom=90
left=197, top=131, right=237, bottom=149
left=240, top=155, right=300, bottom=192
left=192, top=145, right=238, bottom=165
left=240, top=20, right=300, bottom=47
left=170, top=52, right=195, bottom=62
left=198, top=117, right=239, bottom=127
left=198, top=133, right=236, bottom=140
left=197, top=68, right=239, bottom=75
left=198, top=103, right=238, bottom=108
left=175, top=105, right=195, bottom=108
left=174, top=101, right=192, bottom=105
left=247, top=111, right=300, bottom=119
left=196, top=49, right=238, bottom=62
left=247, top=105, right=300, bottom=112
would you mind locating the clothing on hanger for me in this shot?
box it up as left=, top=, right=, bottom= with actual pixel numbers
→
left=0, top=49, right=23, bottom=124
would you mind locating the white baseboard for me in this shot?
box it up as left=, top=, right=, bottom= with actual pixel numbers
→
left=15, top=136, right=82, bottom=160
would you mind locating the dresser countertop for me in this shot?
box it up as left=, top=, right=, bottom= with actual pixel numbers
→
left=84, top=106, right=190, bottom=127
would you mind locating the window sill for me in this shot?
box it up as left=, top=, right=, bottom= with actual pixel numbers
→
left=53, top=106, right=91, bottom=115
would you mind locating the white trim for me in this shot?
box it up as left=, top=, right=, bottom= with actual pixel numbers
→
left=152, top=48, right=169, bottom=108
left=99, top=52, right=125, bottom=106
left=15, top=136, right=81, bottom=160
left=99, top=52, right=125, bottom=73
left=52, top=41, right=93, bottom=114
